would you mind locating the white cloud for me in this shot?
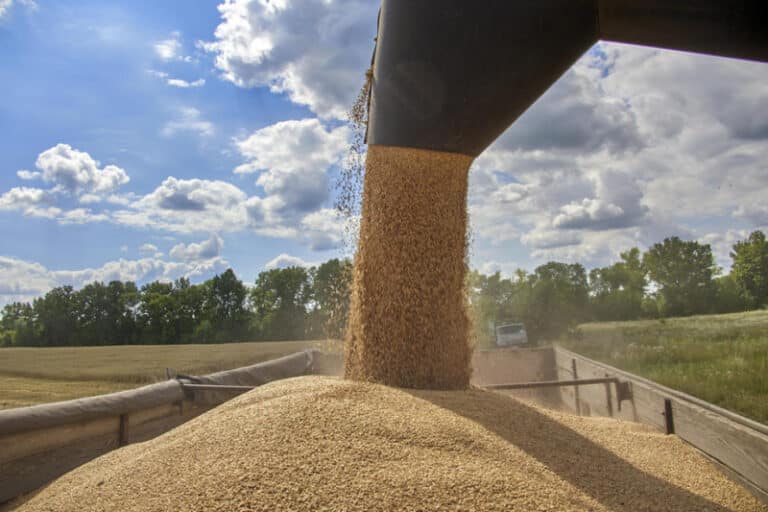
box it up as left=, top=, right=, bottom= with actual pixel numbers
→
left=0, top=0, right=12, bottom=17
left=462, top=42, right=768, bottom=269
left=162, top=107, right=214, bottom=137
left=264, top=253, right=317, bottom=270
left=236, top=118, right=348, bottom=217
left=299, top=208, right=344, bottom=251
left=521, top=229, right=582, bottom=251
left=0, top=187, right=60, bottom=218
left=170, top=234, right=223, bottom=262
left=113, top=177, right=248, bottom=233
left=148, top=69, right=206, bottom=88
left=57, top=208, right=109, bottom=225
left=0, top=0, right=35, bottom=18
left=699, top=229, right=751, bottom=271
left=0, top=186, right=50, bottom=209
left=0, top=256, right=57, bottom=304
left=167, top=78, right=205, bottom=88
left=201, top=0, right=378, bottom=119
left=478, top=261, right=520, bottom=278
left=553, top=170, right=648, bottom=231
left=154, top=32, right=182, bottom=61
left=0, top=254, right=228, bottom=306
left=34, top=144, right=129, bottom=198
left=147, top=69, right=169, bottom=80
left=16, top=169, right=40, bottom=180
left=231, top=119, right=348, bottom=251
left=139, top=243, right=159, bottom=253
left=492, top=58, right=642, bottom=154
left=735, top=204, right=768, bottom=227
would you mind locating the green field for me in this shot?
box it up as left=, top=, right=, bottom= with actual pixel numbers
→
left=0, top=340, right=332, bottom=410
left=560, top=310, right=768, bottom=424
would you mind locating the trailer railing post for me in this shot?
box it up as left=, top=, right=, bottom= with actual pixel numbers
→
left=663, top=398, right=675, bottom=435
left=571, top=358, right=581, bottom=415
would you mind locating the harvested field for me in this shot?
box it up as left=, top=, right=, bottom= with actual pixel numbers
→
left=345, top=145, right=473, bottom=389
left=0, top=340, right=328, bottom=409
left=15, top=376, right=763, bottom=512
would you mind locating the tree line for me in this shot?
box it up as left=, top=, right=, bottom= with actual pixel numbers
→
left=0, top=259, right=352, bottom=347
left=469, top=230, right=768, bottom=346
left=1, top=231, right=766, bottom=347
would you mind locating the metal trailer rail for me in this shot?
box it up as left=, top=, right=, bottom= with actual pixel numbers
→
left=486, top=377, right=633, bottom=414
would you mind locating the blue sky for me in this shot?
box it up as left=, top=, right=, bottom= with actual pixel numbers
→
left=1, top=0, right=767, bottom=305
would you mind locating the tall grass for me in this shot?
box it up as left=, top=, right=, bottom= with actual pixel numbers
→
left=560, top=310, right=768, bottom=424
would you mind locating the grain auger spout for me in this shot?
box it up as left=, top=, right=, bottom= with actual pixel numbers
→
left=366, top=0, right=768, bottom=158
left=343, top=0, right=768, bottom=391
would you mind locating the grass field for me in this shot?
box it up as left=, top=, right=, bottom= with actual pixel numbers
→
left=560, top=310, right=768, bottom=424
left=0, top=340, right=333, bottom=410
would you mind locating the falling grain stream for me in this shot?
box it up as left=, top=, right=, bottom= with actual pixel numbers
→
left=344, top=145, right=473, bottom=389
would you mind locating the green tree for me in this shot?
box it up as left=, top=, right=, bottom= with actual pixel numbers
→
left=730, top=230, right=768, bottom=308
left=589, top=247, right=646, bottom=321
left=174, top=278, right=206, bottom=343
left=466, top=270, right=517, bottom=348
left=526, top=262, right=589, bottom=341
left=308, top=258, right=353, bottom=339
left=642, top=237, right=718, bottom=317
left=33, top=286, right=79, bottom=346
left=77, top=281, right=139, bottom=345
left=204, top=269, right=250, bottom=342
left=713, top=274, right=750, bottom=313
left=251, top=266, right=311, bottom=340
left=0, top=302, right=37, bottom=346
left=137, top=281, right=177, bottom=344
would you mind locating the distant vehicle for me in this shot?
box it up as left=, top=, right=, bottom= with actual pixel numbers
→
left=495, top=323, right=528, bottom=348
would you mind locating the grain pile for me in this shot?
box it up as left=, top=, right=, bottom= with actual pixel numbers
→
left=344, top=145, right=474, bottom=389
left=16, top=376, right=763, bottom=512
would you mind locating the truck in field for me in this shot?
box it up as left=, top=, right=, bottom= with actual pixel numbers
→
left=494, top=322, right=528, bottom=348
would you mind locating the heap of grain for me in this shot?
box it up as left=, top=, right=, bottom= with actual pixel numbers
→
left=16, top=376, right=763, bottom=512
left=344, top=145, right=474, bottom=389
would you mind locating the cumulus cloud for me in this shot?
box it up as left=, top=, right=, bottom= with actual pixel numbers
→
left=462, top=42, right=768, bottom=269
left=478, top=261, right=520, bottom=279
left=0, top=187, right=60, bottom=218
left=699, top=229, right=751, bottom=271
left=492, top=59, right=642, bottom=154
left=148, top=69, right=205, bottom=88
left=521, top=229, right=582, bottom=251
left=33, top=144, right=129, bottom=198
left=153, top=32, right=193, bottom=61
left=139, top=243, right=159, bottom=253
left=57, top=208, right=109, bottom=225
left=236, top=118, right=348, bottom=216
left=162, top=107, right=214, bottom=137
left=167, top=78, right=205, bottom=88
left=170, top=234, right=224, bottom=262
left=264, top=253, right=317, bottom=270
left=0, top=0, right=11, bottom=17
left=0, top=254, right=228, bottom=306
left=0, top=256, right=56, bottom=304
left=0, top=0, right=35, bottom=18
left=553, top=170, right=648, bottom=231
left=299, top=208, right=344, bottom=251
left=113, top=177, right=248, bottom=233
left=0, top=186, right=50, bottom=209
left=200, top=0, right=378, bottom=119
left=155, top=35, right=180, bottom=60
left=734, top=204, right=768, bottom=227
left=16, top=169, right=40, bottom=180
